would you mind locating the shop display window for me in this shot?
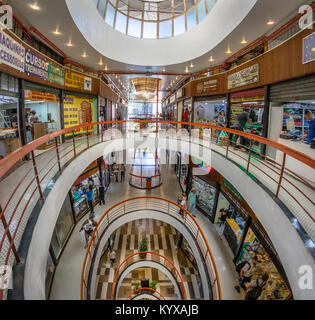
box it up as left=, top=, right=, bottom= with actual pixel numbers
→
left=194, top=100, right=226, bottom=126
left=281, top=103, right=315, bottom=143
left=192, top=176, right=217, bottom=218
left=237, top=227, right=291, bottom=300
left=50, top=194, right=74, bottom=259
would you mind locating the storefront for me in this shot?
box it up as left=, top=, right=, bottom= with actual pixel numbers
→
left=193, top=97, right=227, bottom=137
left=229, top=87, right=265, bottom=154
left=268, top=75, right=315, bottom=182
left=46, top=193, right=75, bottom=298
left=70, top=159, right=104, bottom=221
left=24, top=82, right=61, bottom=146
left=0, top=72, right=21, bottom=158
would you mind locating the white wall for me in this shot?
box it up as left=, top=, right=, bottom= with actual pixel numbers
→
left=24, top=137, right=315, bottom=300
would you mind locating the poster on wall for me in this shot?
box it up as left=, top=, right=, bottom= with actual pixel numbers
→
left=48, top=63, right=65, bottom=86
left=24, top=48, right=49, bottom=80
left=63, top=94, right=96, bottom=135
left=196, top=79, right=218, bottom=94
left=227, top=64, right=259, bottom=89
left=302, top=31, right=315, bottom=64
left=65, top=70, right=92, bottom=91
left=0, top=30, right=25, bottom=72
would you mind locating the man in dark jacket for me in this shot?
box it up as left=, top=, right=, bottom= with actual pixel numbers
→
left=98, top=183, right=105, bottom=206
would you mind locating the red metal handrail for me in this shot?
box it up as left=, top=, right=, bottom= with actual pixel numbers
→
left=0, top=120, right=314, bottom=300
left=126, top=287, right=165, bottom=300
left=80, top=196, right=221, bottom=300
left=110, top=251, right=187, bottom=300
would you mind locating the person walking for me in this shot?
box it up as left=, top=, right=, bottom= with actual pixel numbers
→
left=120, top=164, right=126, bottom=182
left=79, top=217, right=97, bottom=249
left=216, top=110, right=226, bottom=144
left=177, top=192, right=187, bottom=218
left=187, top=188, right=197, bottom=217
left=113, top=164, right=119, bottom=182
left=98, top=183, right=105, bottom=206
left=109, top=249, right=116, bottom=266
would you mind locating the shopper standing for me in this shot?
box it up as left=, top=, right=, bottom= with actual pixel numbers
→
left=187, top=187, right=197, bottom=217
left=98, top=183, right=105, bottom=206
left=120, top=164, right=126, bottom=182
left=216, top=110, right=226, bottom=144
left=231, top=109, right=249, bottom=150
left=305, top=110, right=315, bottom=148
left=113, top=164, right=119, bottom=182
left=83, top=186, right=95, bottom=217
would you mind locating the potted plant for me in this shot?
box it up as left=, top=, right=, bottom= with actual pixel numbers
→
left=133, top=282, right=140, bottom=291
left=150, top=280, right=157, bottom=290
left=139, top=235, right=148, bottom=258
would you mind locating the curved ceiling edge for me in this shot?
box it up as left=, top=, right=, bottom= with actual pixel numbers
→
left=65, top=0, right=258, bottom=66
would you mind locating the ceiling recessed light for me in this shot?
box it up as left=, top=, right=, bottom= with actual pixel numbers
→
left=241, top=37, right=248, bottom=44
left=267, top=19, right=275, bottom=25
left=185, top=66, right=189, bottom=73
left=104, top=65, right=108, bottom=71
left=162, top=67, right=166, bottom=72
left=208, top=56, right=214, bottom=62
left=66, top=40, right=73, bottom=47
left=98, top=58, right=103, bottom=66
left=312, top=48, right=315, bottom=52
left=189, top=61, right=194, bottom=68
left=225, top=47, right=232, bottom=54
left=82, top=51, right=87, bottom=58
left=53, top=27, right=61, bottom=35
left=29, top=2, right=40, bottom=10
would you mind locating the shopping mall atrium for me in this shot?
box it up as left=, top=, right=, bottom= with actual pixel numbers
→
left=0, top=0, right=314, bottom=306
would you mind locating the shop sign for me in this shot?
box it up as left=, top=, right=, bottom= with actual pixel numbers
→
left=170, top=94, right=176, bottom=103
left=176, top=88, right=184, bottom=99
left=230, top=95, right=264, bottom=103
left=48, top=63, right=65, bottom=86
left=24, top=48, right=49, bottom=80
left=65, top=70, right=92, bottom=91
left=25, top=90, right=59, bottom=102
left=302, top=31, right=315, bottom=64
left=228, top=64, right=259, bottom=89
left=0, top=30, right=25, bottom=72
left=63, top=94, right=96, bottom=135
left=196, top=79, right=218, bottom=94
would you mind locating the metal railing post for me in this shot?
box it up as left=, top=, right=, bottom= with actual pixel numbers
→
left=246, top=139, right=253, bottom=173
left=0, top=205, right=21, bottom=264
left=55, top=137, right=61, bottom=172
left=72, top=130, right=76, bottom=157
left=31, top=150, right=43, bottom=199
left=86, top=126, right=89, bottom=149
left=276, top=153, right=287, bottom=198
left=225, top=133, right=230, bottom=158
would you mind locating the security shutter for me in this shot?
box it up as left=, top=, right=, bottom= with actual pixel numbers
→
left=270, top=75, right=315, bottom=102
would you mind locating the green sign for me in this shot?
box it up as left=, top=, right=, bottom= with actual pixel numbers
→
left=48, top=63, right=65, bottom=86
left=222, top=177, right=243, bottom=201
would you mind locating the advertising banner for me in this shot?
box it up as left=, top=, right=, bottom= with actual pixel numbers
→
left=63, top=94, right=96, bottom=135
left=227, top=64, right=259, bottom=89
left=65, top=70, right=92, bottom=91
left=302, top=31, right=315, bottom=64
left=196, top=79, right=218, bottom=94
left=48, top=63, right=65, bottom=86
left=24, top=48, right=49, bottom=80
left=0, top=30, right=24, bottom=72
left=25, top=90, right=59, bottom=102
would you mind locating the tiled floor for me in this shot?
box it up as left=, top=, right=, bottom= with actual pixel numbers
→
left=95, top=219, right=202, bottom=300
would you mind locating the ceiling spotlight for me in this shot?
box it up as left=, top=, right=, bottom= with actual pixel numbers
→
left=82, top=51, right=87, bottom=58
left=241, top=37, right=248, bottom=44
left=267, top=19, right=275, bottom=25
left=98, top=58, right=103, bottom=66
left=312, top=47, right=315, bottom=52
left=66, top=40, right=73, bottom=47
left=225, top=46, right=232, bottom=54
left=189, top=61, right=194, bottom=68
left=104, top=65, right=108, bottom=71
left=29, top=2, right=40, bottom=10
left=185, top=66, right=189, bottom=73
left=208, top=56, right=214, bottom=62
left=53, top=27, right=61, bottom=35
left=162, top=67, right=166, bottom=72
